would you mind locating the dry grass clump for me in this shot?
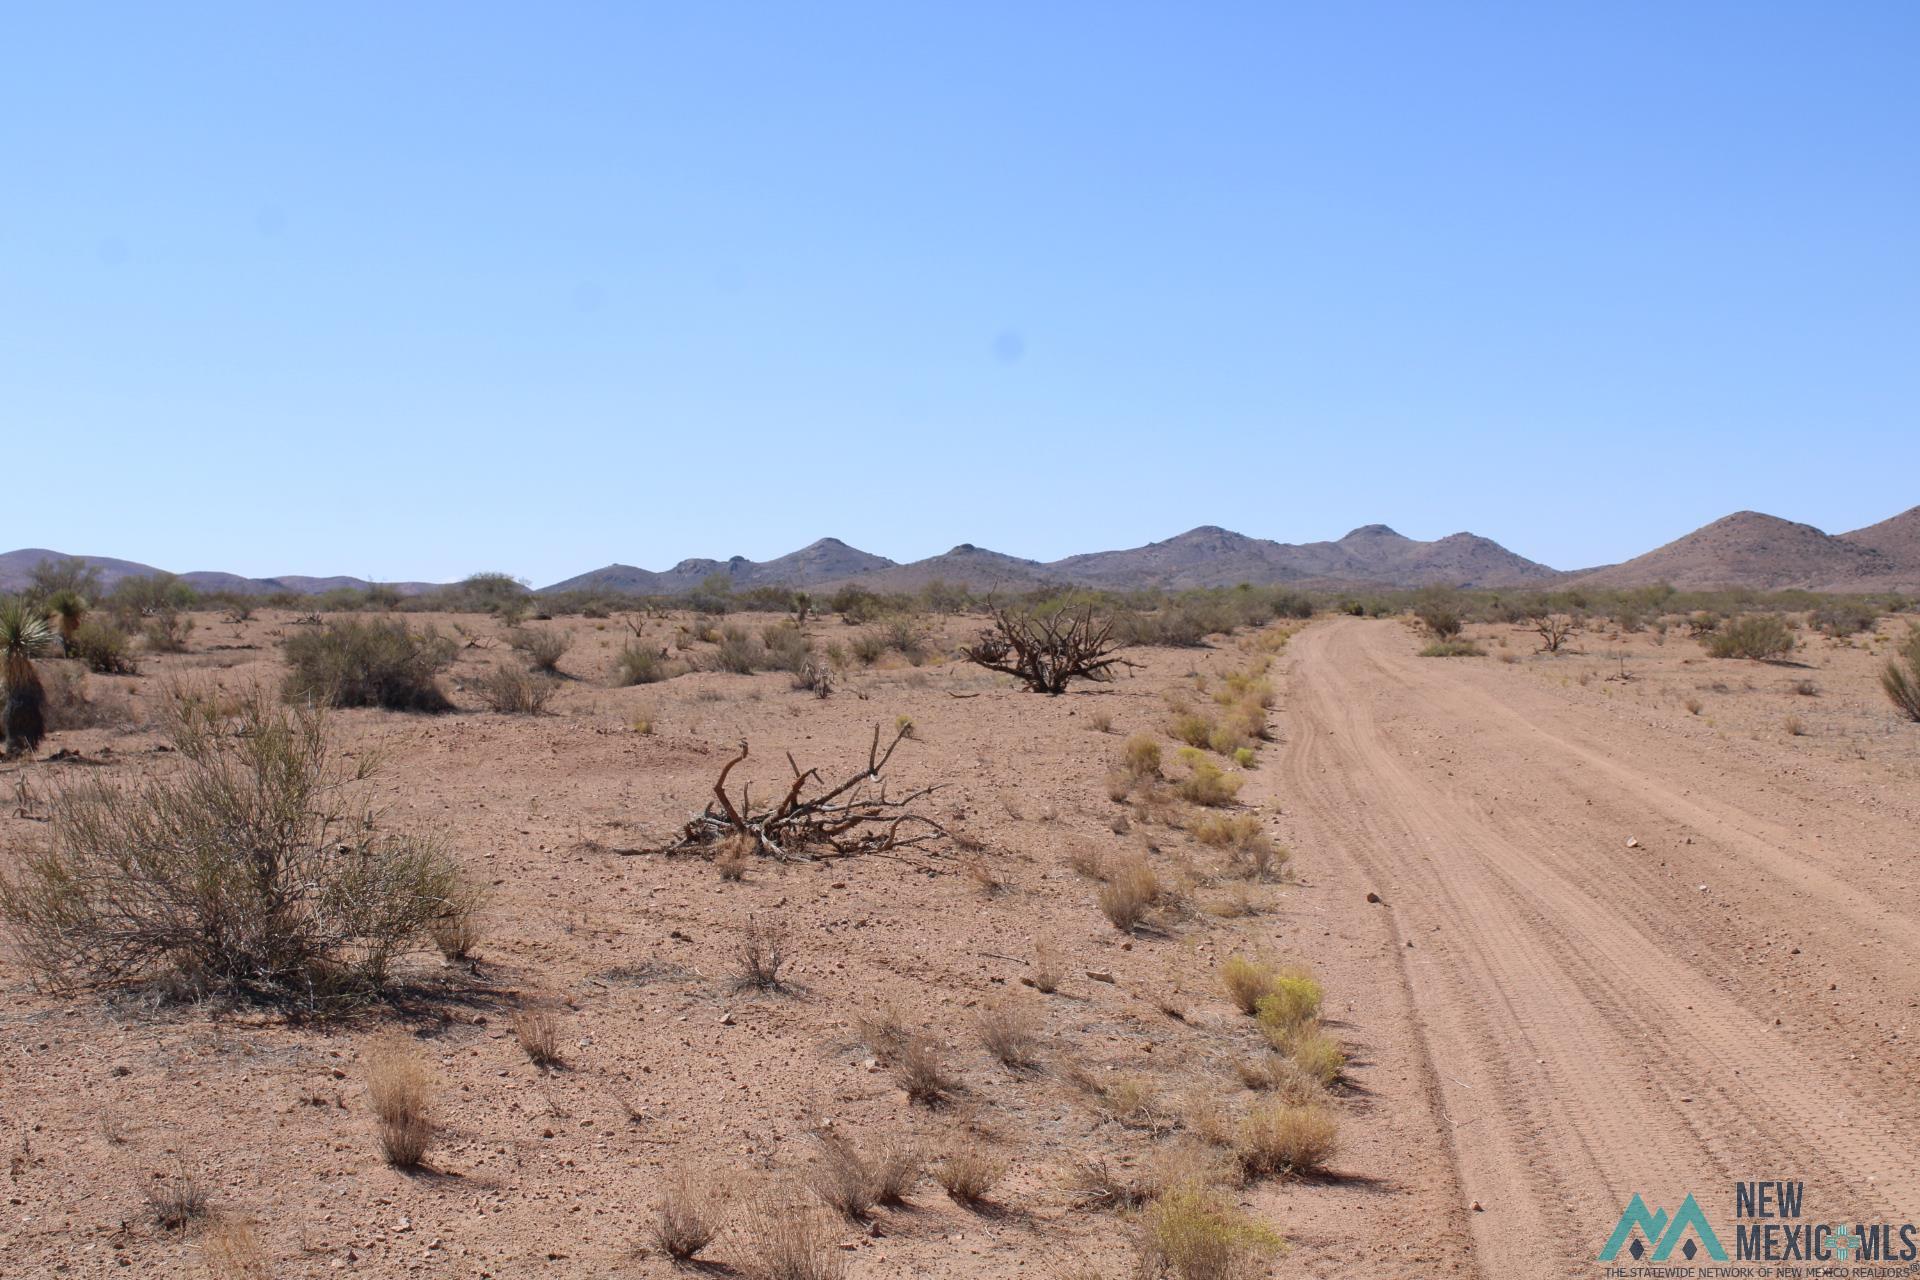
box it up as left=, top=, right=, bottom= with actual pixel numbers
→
left=1286, top=1027, right=1347, bottom=1087
left=475, top=662, right=558, bottom=713
left=200, top=1217, right=270, bottom=1278
left=1175, top=751, right=1244, bottom=807
left=428, top=887, right=486, bottom=961
left=896, top=1034, right=955, bottom=1105
left=367, top=1039, right=434, bottom=1168
left=869, top=1137, right=925, bottom=1206
left=512, top=1006, right=564, bottom=1068
left=147, top=1162, right=209, bottom=1230
left=1123, top=733, right=1163, bottom=779
left=1067, top=1157, right=1154, bottom=1212
left=1234, top=1052, right=1325, bottom=1102
left=1419, top=638, right=1485, bottom=657
left=1253, top=972, right=1323, bottom=1042
left=615, top=643, right=678, bottom=686
left=1064, top=840, right=1108, bottom=879
left=934, top=1149, right=1004, bottom=1207
left=735, top=1191, right=848, bottom=1280
left=808, top=1129, right=924, bottom=1217
left=1136, top=1183, right=1283, bottom=1279
left=652, top=1168, right=723, bottom=1260
left=1098, top=856, right=1161, bottom=932
left=1705, top=614, right=1795, bottom=660
left=715, top=833, right=753, bottom=881
left=734, top=918, right=790, bottom=992
left=855, top=1006, right=912, bottom=1063
left=282, top=618, right=456, bottom=711
left=1219, top=954, right=1278, bottom=1016
left=1236, top=1100, right=1338, bottom=1179
left=1193, top=815, right=1286, bottom=880
left=975, top=997, right=1044, bottom=1069
left=1031, top=940, right=1064, bottom=994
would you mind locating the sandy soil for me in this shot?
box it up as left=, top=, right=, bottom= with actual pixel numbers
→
left=4, top=608, right=1917, bottom=1278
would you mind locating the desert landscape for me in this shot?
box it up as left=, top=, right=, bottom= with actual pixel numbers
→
left=3, top=551, right=1919, bottom=1279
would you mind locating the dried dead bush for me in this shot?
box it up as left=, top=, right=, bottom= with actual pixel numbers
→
left=1236, top=1100, right=1337, bottom=1179
left=428, top=886, right=486, bottom=961
left=367, top=1040, right=434, bottom=1168
left=854, top=1006, right=912, bottom=1064
left=715, top=834, right=753, bottom=881
left=869, top=1137, right=924, bottom=1205
left=512, top=1007, right=564, bottom=1068
left=1235, top=1053, right=1323, bottom=1103
left=810, top=1129, right=880, bottom=1221
left=962, top=602, right=1136, bottom=694
left=962, top=853, right=1011, bottom=896
left=1067, top=1157, right=1152, bottom=1212
left=934, top=1149, right=1004, bottom=1207
left=975, top=997, right=1043, bottom=1069
left=1064, top=840, right=1108, bottom=880
left=1031, top=941, right=1063, bottom=994
left=147, top=1161, right=209, bottom=1230
left=1532, top=613, right=1578, bottom=653
left=1136, top=1183, right=1283, bottom=1279
left=734, top=918, right=789, bottom=992
left=735, top=1191, right=848, bottom=1280
left=615, top=643, right=677, bottom=686
left=652, top=1168, right=723, bottom=1261
left=0, top=687, right=464, bottom=1009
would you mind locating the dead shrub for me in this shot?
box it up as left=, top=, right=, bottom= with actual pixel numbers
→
left=810, top=1129, right=879, bottom=1221
left=1031, top=941, right=1063, bottom=994
left=428, top=887, right=486, bottom=961
left=962, top=602, right=1136, bottom=694
left=854, top=1006, right=912, bottom=1063
left=1137, top=1183, right=1283, bottom=1279
left=1067, top=1157, right=1152, bottom=1212
left=0, top=688, right=464, bottom=1009
left=147, top=1161, right=209, bottom=1230
left=200, top=1217, right=270, bottom=1279
left=896, top=1034, right=955, bottom=1105
left=1235, top=1053, right=1324, bottom=1102
left=367, top=1040, right=434, bottom=1169
left=1064, top=840, right=1108, bottom=880
left=735, top=918, right=789, bottom=991
left=652, top=1168, right=722, bottom=1261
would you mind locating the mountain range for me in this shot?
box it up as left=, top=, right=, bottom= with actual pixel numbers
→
left=5, top=505, right=1918, bottom=599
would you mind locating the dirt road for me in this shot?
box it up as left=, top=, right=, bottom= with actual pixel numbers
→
left=1277, top=619, right=1920, bottom=1278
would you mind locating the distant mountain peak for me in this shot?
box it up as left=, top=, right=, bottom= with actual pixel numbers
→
left=1342, top=524, right=1403, bottom=540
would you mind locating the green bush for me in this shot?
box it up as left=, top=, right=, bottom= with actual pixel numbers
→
left=505, top=626, right=571, bottom=674
left=474, top=663, right=557, bottom=714
left=1811, top=602, right=1878, bottom=636
left=0, top=688, right=464, bottom=1008
left=283, top=619, right=456, bottom=711
left=614, top=644, right=676, bottom=686
left=1705, top=614, right=1794, bottom=660
left=66, top=619, right=137, bottom=674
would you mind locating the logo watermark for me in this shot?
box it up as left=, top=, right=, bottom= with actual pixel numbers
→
left=1599, top=1181, right=1919, bottom=1278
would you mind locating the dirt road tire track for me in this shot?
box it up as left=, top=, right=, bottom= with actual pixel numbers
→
left=1277, top=619, right=1920, bottom=1278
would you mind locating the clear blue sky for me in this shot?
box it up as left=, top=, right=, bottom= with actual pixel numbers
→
left=5, top=2, right=1916, bottom=584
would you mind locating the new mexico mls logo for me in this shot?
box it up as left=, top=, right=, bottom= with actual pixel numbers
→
left=1599, top=1193, right=1730, bottom=1262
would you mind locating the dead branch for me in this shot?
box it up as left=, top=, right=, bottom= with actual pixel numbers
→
left=1531, top=613, right=1578, bottom=654
left=648, top=724, right=950, bottom=862
left=960, top=601, right=1138, bottom=694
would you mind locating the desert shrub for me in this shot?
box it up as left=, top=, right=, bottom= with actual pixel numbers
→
left=810, top=1129, right=880, bottom=1221
left=200, top=1217, right=270, bottom=1279
left=1031, top=940, right=1063, bottom=994
left=39, top=663, right=135, bottom=732
left=1254, top=971, right=1323, bottom=1036
left=791, top=658, right=834, bottom=697
left=737, top=1192, right=848, bottom=1280
left=505, top=626, right=571, bottom=673
left=1136, top=1183, right=1283, bottom=1279
left=67, top=619, right=137, bottom=674
left=1170, top=711, right=1213, bottom=749
left=962, top=602, right=1133, bottom=694
left=1414, top=602, right=1463, bottom=638
left=142, top=611, right=194, bottom=654
left=1812, top=602, right=1877, bottom=637
left=1235, top=1053, right=1324, bottom=1102
left=933, top=1150, right=1003, bottom=1207
left=1884, top=628, right=1920, bottom=723
left=428, top=886, right=485, bottom=961
left=282, top=618, right=456, bottom=711
left=1123, top=734, right=1163, bottom=779
left=367, top=1040, right=434, bottom=1168
left=883, top=1031, right=954, bottom=1106
left=880, top=617, right=929, bottom=665
left=761, top=621, right=813, bottom=673
left=709, top=624, right=766, bottom=674
left=652, top=1169, right=722, bottom=1260
left=614, top=643, right=675, bottom=685
left=1705, top=614, right=1794, bottom=660
left=475, top=663, right=557, bottom=713
left=512, top=1007, right=563, bottom=1068
left=0, top=688, right=464, bottom=1007
left=975, top=998, right=1043, bottom=1069
left=1237, top=1101, right=1337, bottom=1180
left=1176, top=754, right=1243, bottom=807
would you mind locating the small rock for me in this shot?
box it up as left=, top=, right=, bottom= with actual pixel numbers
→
left=718, top=1011, right=735, bottom=1026
left=1626, top=838, right=1640, bottom=848
left=1471, top=1201, right=1484, bottom=1212
left=1086, top=969, right=1116, bottom=984
left=1365, top=892, right=1383, bottom=904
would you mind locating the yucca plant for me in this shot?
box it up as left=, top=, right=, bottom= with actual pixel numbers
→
left=1884, top=628, right=1920, bottom=724
left=1, top=600, right=55, bottom=756
left=44, top=589, right=88, bottom=650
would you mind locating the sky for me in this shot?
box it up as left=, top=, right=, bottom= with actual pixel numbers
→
left=4, top=2, right=1917, bottom=585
